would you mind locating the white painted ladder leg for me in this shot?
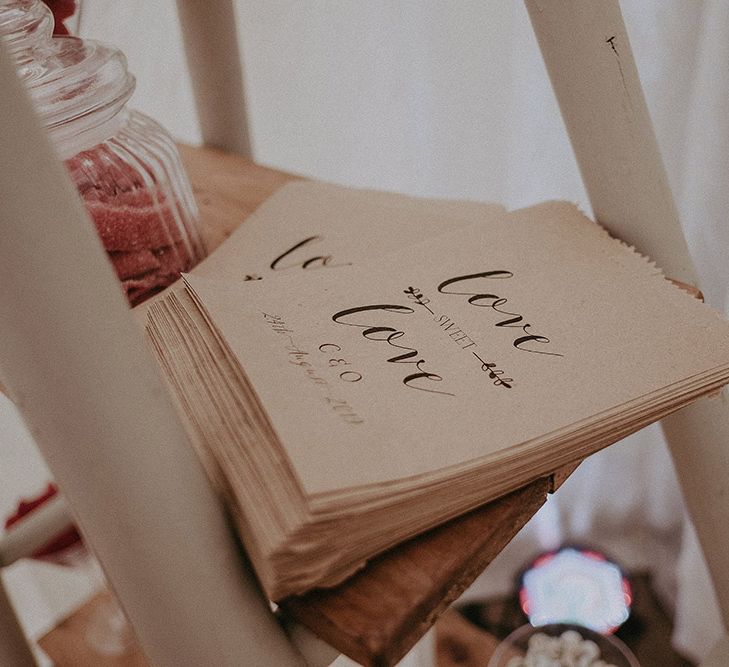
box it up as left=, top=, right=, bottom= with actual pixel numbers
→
left=176, top=0, right=253, bottom=157
left=0, top=577, right=36, bottom=667
left=703, top=634, right=729, bottom=667
left=0, top=39, right=303, bottom=667
left=526, top=0, right=729, bottom=632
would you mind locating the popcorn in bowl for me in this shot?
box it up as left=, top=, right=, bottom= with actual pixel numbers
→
left=489, top=623, right=639, bottom=667
left=505, top=629, right=617, bottom=667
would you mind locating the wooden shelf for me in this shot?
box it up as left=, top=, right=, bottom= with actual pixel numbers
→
left=174, top=144, right=582, bottom=666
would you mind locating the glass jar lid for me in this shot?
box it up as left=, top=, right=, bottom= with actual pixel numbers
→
left=0, top=0, right=53, bottom=62
left=0, top=0, right=136, bottom=155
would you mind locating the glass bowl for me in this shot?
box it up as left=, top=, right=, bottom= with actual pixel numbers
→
left=488, top=623, right=639, bottom=667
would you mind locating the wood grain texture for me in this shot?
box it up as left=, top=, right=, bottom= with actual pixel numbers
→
left=280, top=481, right=550, bottom=667
left=178, top=144, right=300, bottom=253
left=549, top=461, right=582, bottom=493
left=667, top=278, right=704, bottom=302
left=435, top=608, right=501, bottom=667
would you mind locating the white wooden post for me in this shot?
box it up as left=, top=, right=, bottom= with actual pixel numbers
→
left=526, top=0, right=729, bottom=633
left=0, top=39, right=303, bottom=667
left=176, top=0, right=253, bottom=157
left=0, top=494, right=73, bottom=567
left=0, top=578, right=36, bottom=667
left=704, top=635, right=729, bottom=667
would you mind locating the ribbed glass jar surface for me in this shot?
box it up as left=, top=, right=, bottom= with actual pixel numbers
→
left=1, top=0, right=206, bottom=305
left=64, top=110, right=205, bottom=304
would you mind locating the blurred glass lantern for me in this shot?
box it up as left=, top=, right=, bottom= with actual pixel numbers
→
left=0, top=0, right=206, bottom=305
left=519, top=546, right=633, bottom=634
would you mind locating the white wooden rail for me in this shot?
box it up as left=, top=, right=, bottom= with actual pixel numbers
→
left=0, top=38, right=307, bottom=666
left=527, top=1, right=729, bottom=658
left=176, top=0, right=253, bottom=158
left=0, top=578, right=36, bottom=666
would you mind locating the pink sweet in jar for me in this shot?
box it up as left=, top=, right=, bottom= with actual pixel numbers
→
left=1, top=0, right=206, bottom=304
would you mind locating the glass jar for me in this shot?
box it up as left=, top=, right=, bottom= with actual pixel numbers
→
left=1, top=0, right=206, bottom=305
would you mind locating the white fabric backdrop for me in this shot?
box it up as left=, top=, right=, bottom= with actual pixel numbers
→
left=2, top=1, right=727, bottom=662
